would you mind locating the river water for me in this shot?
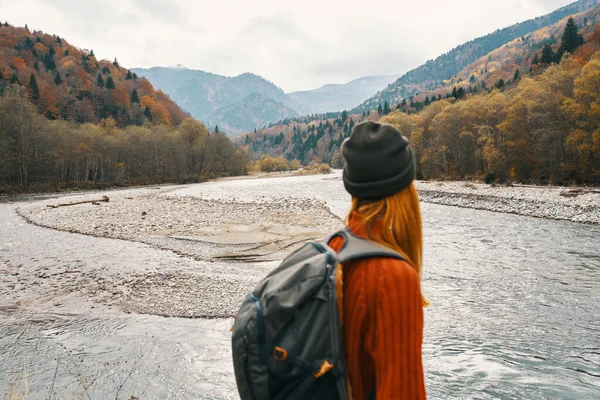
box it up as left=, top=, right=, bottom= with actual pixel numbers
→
left=1, top=174, right=599, bottom=399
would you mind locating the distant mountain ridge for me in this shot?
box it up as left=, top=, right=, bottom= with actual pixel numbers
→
left=352, top=0, right=600, bottom=112
left=131, top=67, right=293, bottom=133
left=132, top=67, right=400, bottom=134
left=287, top=75, right=401, bottom=115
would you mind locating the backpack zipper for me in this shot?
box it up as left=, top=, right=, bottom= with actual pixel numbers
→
left=243, top=328, right=258, bottom=400
left=250, top=294, right=267, bottom=367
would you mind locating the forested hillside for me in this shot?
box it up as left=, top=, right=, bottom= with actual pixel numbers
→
left=0, top=24, right=188, bottom=126
left=353, top=0, right=599, bottom=113
left=0, top=23, right=248, bottom=193
left=243, top=18, right=600, bottom=185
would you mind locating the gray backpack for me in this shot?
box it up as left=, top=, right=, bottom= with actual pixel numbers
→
left=231, top=228, right=405, bottom=400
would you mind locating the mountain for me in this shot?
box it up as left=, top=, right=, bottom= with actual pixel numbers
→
left=241, top=11, right=600, bottom=185
left=287, top=75, right=401, bottom=115
left=132, top=67, right=293, bottom=134
left=388, top=3, right=600, bottom=111
left=209, top=93, right=299, bottom=133
left=0, top=24, right=188, bottom=127
left=132, top=67, right=400, bottom=134
left=353, top=0, right=600, bottom=112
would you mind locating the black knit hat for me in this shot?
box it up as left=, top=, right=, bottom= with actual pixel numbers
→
left=341, top=121, right=415, bottom=200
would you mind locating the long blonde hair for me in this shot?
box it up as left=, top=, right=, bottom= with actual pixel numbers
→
left=346, top=182, right=423, bottom=277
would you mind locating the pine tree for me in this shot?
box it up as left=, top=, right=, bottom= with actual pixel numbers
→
left=131, top=88, right=139, bottom=103
left=557, top=17, right=584, bottom=62
left=215, top=125, right=219, bottom=133
left=383, top=100, right=390, bottom=114
left=341, top=110, right=348, bottom=122
left=25, top=36, right=34, bottom=50
left=56, top=36, right=62, bottom=45
left=133, top=73, right=138, bottom=80
left=113, top=58, right=120, bottom=68
left=90, top=49, right=95, bottom=57
left=532, top=53, right=540, bottom=65
left=495, top=78, right=505, bottom=90
left=24, top=24, right=29, bottom=32
left=513, top=69, right=520, bottom=82
left=97, top=74, right=105, bottom=87
left=34, top=61, right=39, bottom=71
left=469, top=74, right=476, bottom=83
left=126, top=70, right=132, bottom=80
left=28, top=73, right=40, bottom=100
left=35, top=37, right=42, bottom=43
left=54, top=71, right=62, bottom=85
left=43, top=53, right=56, bottom=70
left=452, top=86, right=458, bottom=99
left=106, top=76, right=115, bottom=89
left=10, top=73, right=19, bottom=84
left=377, top=103, right=383, bottom=114
left=424, top=96, right=431, bottom=106
left=144, top=105, right=152, bottom=121
left=541, top=45, right=555, bottom=64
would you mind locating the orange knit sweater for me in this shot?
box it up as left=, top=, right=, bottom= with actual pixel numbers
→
left=328, top=212, right=426, bottom=400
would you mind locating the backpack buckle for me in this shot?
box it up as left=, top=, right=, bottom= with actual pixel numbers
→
left=314, top=360, right=334, bottom=378
left=273, top=346, right=288, bottom=361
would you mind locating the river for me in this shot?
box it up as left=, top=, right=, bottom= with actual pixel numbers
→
left=1, top=174, right=599, bottom=399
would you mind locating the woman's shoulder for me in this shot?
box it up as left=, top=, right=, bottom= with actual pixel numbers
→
left=353, top=255, right=419, bottom=282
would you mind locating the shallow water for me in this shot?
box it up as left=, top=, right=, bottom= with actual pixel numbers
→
left=1, top=173, right=599, bottom=399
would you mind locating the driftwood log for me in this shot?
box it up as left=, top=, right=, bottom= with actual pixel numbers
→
left=47, top=195, right=109, bottom=208
left=560, top=189, right=600, bottom=197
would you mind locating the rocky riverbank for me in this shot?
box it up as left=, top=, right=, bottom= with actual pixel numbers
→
left=14, top=185, right=343, bottom=318
left=415, top=181, right=600, bottom=225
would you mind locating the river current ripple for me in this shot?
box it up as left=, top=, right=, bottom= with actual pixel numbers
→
left=1, top=174, right=599, bottom=399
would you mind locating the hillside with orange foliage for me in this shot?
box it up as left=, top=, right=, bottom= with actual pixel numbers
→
left=0, top=23, right=188, bottom=127
left=0, top=23, right=249, bottom=193
left=243, top=16, right=600, bottom=185
left=405, top=4, right=600, bottom=107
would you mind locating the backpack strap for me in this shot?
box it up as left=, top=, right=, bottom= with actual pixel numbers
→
left=323, top=227, right=406, bottom=264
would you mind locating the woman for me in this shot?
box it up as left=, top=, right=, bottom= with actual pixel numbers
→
left=328, top=121, right=426, bottom=399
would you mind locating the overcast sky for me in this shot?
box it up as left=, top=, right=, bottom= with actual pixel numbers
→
left=2, top=0, right=575, bottom=92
